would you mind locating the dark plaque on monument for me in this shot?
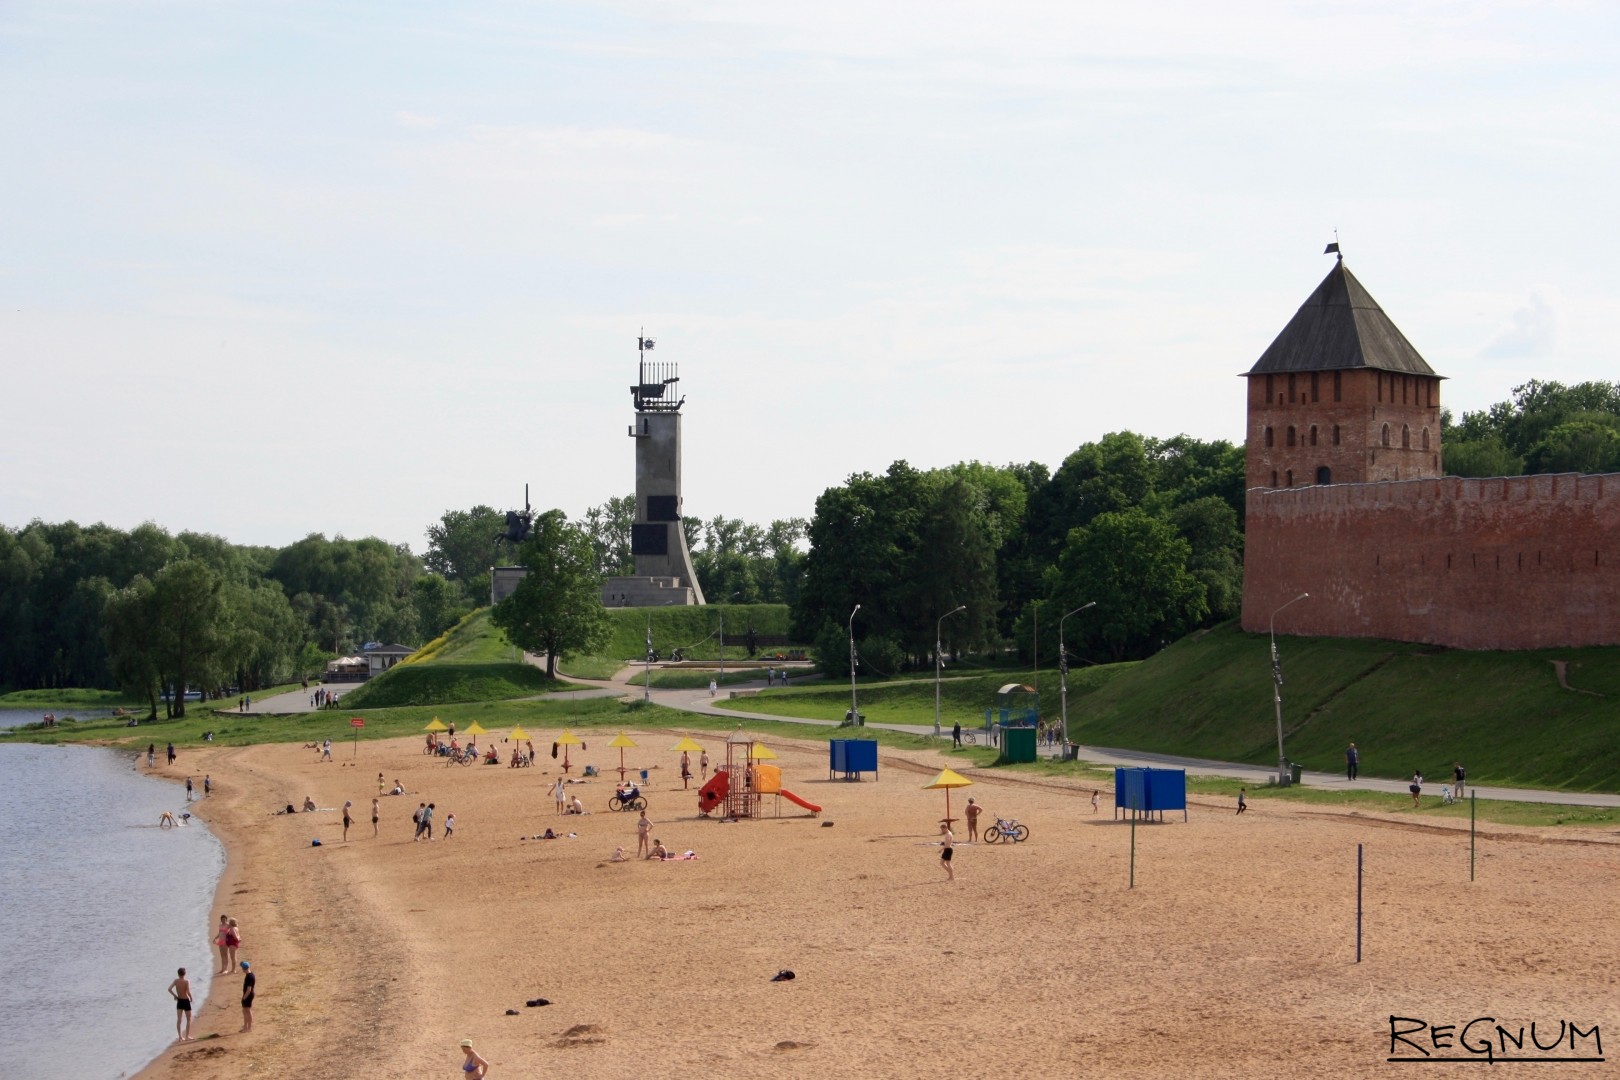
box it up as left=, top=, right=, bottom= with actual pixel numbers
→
left=647, top=495, right=680, bottom=522
left=631, top=522, right=669, bottom=556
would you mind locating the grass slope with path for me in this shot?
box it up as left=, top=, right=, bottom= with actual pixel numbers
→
left=563, top=604, right=797, bottom=680
left=340, top=609, right=571, bottom=708
left=1075, top=620, right=1620, bottom=792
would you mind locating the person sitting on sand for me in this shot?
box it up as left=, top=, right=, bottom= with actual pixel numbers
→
left=566, top=795, right=587, bottom=815
left=610, top=846, right=627, bottom=862
left=391, top=780, right=405, bottom=795
left=647, top=839, right=668, bottom=860
left=302, top=796, right=317, bottom=813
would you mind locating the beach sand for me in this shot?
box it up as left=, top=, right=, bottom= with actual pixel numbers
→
left=136, top=731, right=1620, bottom=1080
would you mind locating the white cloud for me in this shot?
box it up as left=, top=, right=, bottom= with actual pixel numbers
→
left=1482, top=290, right=1557, bottom=359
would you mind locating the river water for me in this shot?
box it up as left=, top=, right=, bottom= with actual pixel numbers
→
left=0, top=710, right=225, bottom=1079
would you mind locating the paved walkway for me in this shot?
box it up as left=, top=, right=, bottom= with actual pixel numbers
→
left=555, top=661, right=1620, bottom=809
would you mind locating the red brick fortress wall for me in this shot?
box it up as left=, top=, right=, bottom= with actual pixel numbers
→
left=1242, top=473, right=1620, bottom=650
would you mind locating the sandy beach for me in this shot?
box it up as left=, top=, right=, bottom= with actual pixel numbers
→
left=135, top=730, right=1619, bottom=1080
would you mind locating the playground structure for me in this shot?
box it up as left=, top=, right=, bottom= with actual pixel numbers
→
left=696, top=728, right=822, bottom=818
left=1113, top=767, right=1188, bottom=822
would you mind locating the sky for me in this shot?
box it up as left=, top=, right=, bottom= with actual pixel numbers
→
left=4, top=1, right=1617, bottom=552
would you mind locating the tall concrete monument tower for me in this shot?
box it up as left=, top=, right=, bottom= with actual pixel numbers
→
left=601, top=335, right=706, bottom=606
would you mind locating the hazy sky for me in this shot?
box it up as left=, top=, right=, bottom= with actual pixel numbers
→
left=5, top=1, right=1616, bottom=551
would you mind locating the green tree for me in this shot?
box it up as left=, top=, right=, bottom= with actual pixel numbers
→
left=580, top=495, right=635, bottom=578
left=1045, top=507, right=1207, bottom=661
left=147, top=559, right=230, bottom=718
left=489, top=511, right=609, bottom=678
left=1523, top=418, right=1620, bottom=475
left=104, top=576, right=163, bottom=718
left=411, top=574, right=469, bottom=640
left=425, top=505, right=507, bottom=600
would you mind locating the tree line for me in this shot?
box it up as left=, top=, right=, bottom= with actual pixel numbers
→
left=1443, top=380, right=1620, bottom=477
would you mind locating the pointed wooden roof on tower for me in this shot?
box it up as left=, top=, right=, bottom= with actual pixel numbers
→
left=1246, top=260, right=1438, bottom=377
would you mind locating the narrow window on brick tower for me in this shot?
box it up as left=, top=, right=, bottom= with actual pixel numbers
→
left=1316, top=466, right=1332, bottom=485
left=1334, top=371, right=1342, bottom=402
left=1310, top=372, right=1319, bottom=402
left=1382, top=423, right=1391, bottom=447
left=1402, top=424, right=1411, bottom=449
left=1285, top=469, right=1294, bottom=487
left=1287, top=426, right=1296, bottom=447
left=1332, top=424, right=1341, bottom=446
left=1422, top=427, right=1430, bottom=450
left=1309, top=425, right=1318, bottom=446
left=1271, top=470, right=1278, bottom=488
left=1288, top=374, right=1296, bottom=403
left=1265, top=426, right=1274, bottom=447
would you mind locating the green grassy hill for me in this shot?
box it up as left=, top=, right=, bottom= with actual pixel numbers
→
left=342, top=609, right=563, bottom=708
left=1075, top=620, right=1620, bottom=792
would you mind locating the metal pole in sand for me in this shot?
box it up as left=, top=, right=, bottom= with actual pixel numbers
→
left=1356, top=843, right=1363, bottom=963
left=1470, top=791, right=1476, bottom=882
left=1129, top=805, right=1137, bottom=889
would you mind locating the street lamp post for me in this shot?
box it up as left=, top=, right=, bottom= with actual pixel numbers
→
left=644, top=610, right=654, bottom=703
left=1270, top=592, right=1310, bottom=785
left=848, top=604, right=861, bottom=726
left=1059, top=602, right=1097, bottom=752
left=935, top=605, right=967, bottom=736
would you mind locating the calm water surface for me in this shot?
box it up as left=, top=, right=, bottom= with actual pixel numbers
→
left=0, top=714, right=224, bottom=1080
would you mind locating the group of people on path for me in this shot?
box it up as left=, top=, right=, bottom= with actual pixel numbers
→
left=1347, top=742, right=1467, bottom=807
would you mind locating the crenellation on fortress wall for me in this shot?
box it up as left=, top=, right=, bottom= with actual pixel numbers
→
left=1241, top=472, right=1620, bottom=649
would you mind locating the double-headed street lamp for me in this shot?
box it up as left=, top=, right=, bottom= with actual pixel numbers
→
left=1058, top=601, right=1097, bottom=751
left=934, top=605, right=967, bottom=736
left=1270, top=592, right=1310, bottom=785
left=848, top=604, right=862, bottom=726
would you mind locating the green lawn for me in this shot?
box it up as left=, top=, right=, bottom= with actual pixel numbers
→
left=1077, top=620, right=1620, bottom=793
left=0, top=688, right=145, bottom=709
left=342, top=609, right=576, bottom=707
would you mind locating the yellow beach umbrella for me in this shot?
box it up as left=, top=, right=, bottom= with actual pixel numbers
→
left=669, top=736, right=704, bottom=753
left=554, top=728, right=583, bottom=773
left=424, top=718, right=448, bottom=732
left=608, top=731, right=638, bottom=782
left=748, top=743, right=779, bottom=761
left=923, top=767, right=975, bottom=825
left=464, top=721, right=488, bottom=737
left=509, top=724, right=530, bottom=743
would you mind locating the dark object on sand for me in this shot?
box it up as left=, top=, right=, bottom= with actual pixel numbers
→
left=526, top=998, right=552, bottom=1008
left=505, top=1009, right=520, bottom=1015
left=770, top=970, right=795, bottom=982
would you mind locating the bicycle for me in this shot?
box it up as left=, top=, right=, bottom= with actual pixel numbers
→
left=957, top=730, right=977, bottom=746
left=981, top=817, right=1029, bottom=844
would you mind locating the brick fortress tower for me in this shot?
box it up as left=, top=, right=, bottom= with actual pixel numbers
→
left=1244, top=254, right=1443, bottom=490
left=600, top=335, right=706, bottom=607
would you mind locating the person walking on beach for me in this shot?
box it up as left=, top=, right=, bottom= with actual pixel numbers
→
left=225, top=918, right=241, bottom=969
left=636, top=809, right=652, bottom=858
left=1091, top=790, right=1100, bottom=814
left=939, top=823, right=955, bottom=881
left=342, top=801, right=353, bottom=842
left=458, top=1038, right=490, bottom=1078
left=1453, top=761, right=1466, bottom=799
left=413, top=802, right=427, bottom=840
left=963, top=797, right=982, bottom=843
left=1236, top=788, right=1248, bottom=815
left=700, top=751, right=709, bottom=781
left=952, top=721, right=961, bottom=749
left=680, top=752, right=692, bottom=789
left=421, top=803, right=435, bottom=840
left=239, top=961, right=255, bottom=1032
left=552, top=778, right=567, bottom=815
left=204, top=775, right=212, bottom=797
left=1346, top=742, right=1359, bottom=781
left=443, top=812, right=456, bottom=839
left=371, top=797, right=380, bottom=837
left=215, top=915, right=232, bottom=974
left=167, top=743, right=176, bottom=765
left=377, top=772, right=385, bottom=796
left=1409, top=770, right=1423, bottom=808
left=168, top=968, right=194, bottom=1041
left=148, top=744, right=156, bottom=768
left=321, top=738, right=332, bottom=762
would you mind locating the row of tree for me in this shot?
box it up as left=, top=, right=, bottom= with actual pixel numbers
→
left=794, top=433, right=1246, bottom=672
left=1443, top=380, right=1620, bottom=477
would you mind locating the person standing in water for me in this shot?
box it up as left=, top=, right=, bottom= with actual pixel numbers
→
left=168, top=968, right=193, bottom=1041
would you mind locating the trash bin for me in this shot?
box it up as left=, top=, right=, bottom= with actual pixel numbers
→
left=1289, top=762, right=1303, bottom=785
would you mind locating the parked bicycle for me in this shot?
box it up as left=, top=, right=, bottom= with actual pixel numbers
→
left=981, top=817, right=1029, bottom=844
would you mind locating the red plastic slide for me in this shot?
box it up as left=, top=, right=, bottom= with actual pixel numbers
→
left=697, top=770, right=729, bottom=815
left=778, top=789, right=822, bottom=814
